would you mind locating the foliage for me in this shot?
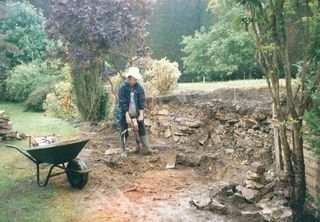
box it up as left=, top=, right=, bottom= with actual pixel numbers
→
left=304, top=91, right=320, bottom=158
left=147, top=0, right=210, bottom=67
left=144, top=58, right=181, bottom=95
left=46, top=0, right=151, bottom=121
left=304, top=12, right=320, bottom=158
left=43, top=81, right=78, bottom=119
left=0, top=1, right=50, bottom=67
left=28, top=0, right=50, bottom=17
left=5, top=60, right=64, bottom=102
left=0, top=34, right=18, bottom=100
left=0, top=5, right=19, bottom=100
left=235, top=0, right=320, bottom=219
left=72, top=63, right=108, bottom=121
left=46, top=0, right=151, bottom=69
left=25, top=84, right=54, bottom=112
left=105, top=74, right=124, bottom=120
left=181, top=7, right=256, bottom=81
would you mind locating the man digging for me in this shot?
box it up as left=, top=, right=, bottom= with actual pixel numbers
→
left=116, top=67, right=153, bottom=158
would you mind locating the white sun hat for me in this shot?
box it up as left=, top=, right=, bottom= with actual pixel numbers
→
left=125, top=67, right=142, bottom=80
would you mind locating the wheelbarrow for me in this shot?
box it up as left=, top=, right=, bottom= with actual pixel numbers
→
left=4, top=138, right=90, bottom=188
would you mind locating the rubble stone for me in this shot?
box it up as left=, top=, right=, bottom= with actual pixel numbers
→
left=190, top=194, right=212, bottom=210
left=246, top=171, right=265, bottom=183
left=209, top=199, right=228, bottom=214
left=236, top=185, right=261, bottom=203
left=0, top=110, right=22, bottom=140
left=188, top=121, right=203, bottom=128
left=243, top=179, right=264, bottom=190
left=241, top=118, right=256, bottom=129
left=158, top=109, right=170, bottom=115
left=250, top=162, right=266, bottom=174
left=164, top=128, right=172, bottom=138
left=258, top=201, right=293, bottom=222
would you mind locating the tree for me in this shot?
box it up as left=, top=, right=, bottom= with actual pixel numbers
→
left=46, top=0, right=151, bottom=121
left=28, top=0, right=50, bottom=17
left=147, top=0, right=210, bottom=68
left=229, top=0, right=320, bottom=220
left=0, top=3, right=19, bottom=99
left=181, top=7, right=257, bottom=81
left=0, top=1, right=50, bottom=67
left=0, top=34, right=18, bottom=100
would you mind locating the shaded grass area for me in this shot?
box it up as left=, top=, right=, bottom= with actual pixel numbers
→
left=0, top=103, right=80, bottom=222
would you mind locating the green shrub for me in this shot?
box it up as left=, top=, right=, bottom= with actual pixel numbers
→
left=5, top=60, right=64, bottom=102
left=0, top=1, right=51, bottom=67
left=143, top=58, right=181, bottom=95
left=43, top=81, right=78, bottom=119
left=25, top=84, right=55, bottom=111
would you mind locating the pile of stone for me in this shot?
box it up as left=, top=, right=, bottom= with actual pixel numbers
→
left=190, top=162, right=293, bottom=222
left=236, top=162, right=292, bottom=221
left=0, top=110, right=23, bottom=141
left=235, top=162, right=269, bottom=203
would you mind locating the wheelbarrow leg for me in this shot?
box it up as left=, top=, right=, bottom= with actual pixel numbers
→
left=36, top=163, right=56, bottom=187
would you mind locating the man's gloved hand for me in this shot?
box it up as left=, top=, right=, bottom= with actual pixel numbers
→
left=138, top=110, right=144, bottom=122
left=138, top=115, right=144, bottom=122
left=125, top=113, right=132, bottom=125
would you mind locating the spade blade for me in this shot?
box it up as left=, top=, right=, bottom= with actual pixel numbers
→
left=166, top=153, right=177, bottom=169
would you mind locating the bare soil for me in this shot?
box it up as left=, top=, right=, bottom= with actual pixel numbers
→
left=51, top=88, right=277, bottom=221
left=65, top=129, right=247, bottom=222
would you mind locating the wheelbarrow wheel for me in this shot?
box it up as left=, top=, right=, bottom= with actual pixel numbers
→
left=66, top=159, right=88, bottom=189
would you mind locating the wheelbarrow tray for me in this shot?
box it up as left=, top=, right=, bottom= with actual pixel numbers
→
left=26, top=138, right=89, bottom=165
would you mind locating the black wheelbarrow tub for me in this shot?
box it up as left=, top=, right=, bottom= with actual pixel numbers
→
left=26, top=138, right=89, bottom=165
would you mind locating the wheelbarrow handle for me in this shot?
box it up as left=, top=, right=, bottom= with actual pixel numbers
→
left=4, top=144, right=37, bottom=163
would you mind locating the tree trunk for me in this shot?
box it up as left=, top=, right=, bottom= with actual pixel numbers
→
left=291, top=120, right=306, bottom=220
left=278, top=119, right=306, bottom=221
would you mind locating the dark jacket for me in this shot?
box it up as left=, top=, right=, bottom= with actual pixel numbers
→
left=116, top=81, right=145, bottom=123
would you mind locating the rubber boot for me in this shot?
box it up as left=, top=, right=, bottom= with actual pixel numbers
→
left=120, top=136, right=127, bottom=158
left=132, top=138, right=142, bottom=154
left=140, top=135, right=153, bottom=156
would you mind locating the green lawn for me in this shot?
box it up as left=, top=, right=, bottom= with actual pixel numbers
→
left=176, top=79, right=288, bottom=93
left=0, top=103, right=80, bottom=222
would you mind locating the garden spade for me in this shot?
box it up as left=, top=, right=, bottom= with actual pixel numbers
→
left=166, top=119, right=176, bottom=169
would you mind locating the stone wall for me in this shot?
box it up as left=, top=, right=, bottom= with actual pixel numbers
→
left=145, top=89, right=274, bottom=165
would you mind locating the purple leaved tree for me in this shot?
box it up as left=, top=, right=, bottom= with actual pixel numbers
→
left=45, top=0, right=151, bottom=121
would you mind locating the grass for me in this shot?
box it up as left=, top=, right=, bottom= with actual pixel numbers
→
left=176, top=79, right=288, bottom=93
left=0, top=103, right=80, bottom=222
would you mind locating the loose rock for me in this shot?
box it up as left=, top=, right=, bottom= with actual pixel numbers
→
left=237, top=185, right=261, bottom=203
left=209, top=199, right=228, bottom=214
left=258, top=201, right=293, bottom=222
left=250, top=162, right=266, bottom=174
left=164, top=128, right=172, bottom=138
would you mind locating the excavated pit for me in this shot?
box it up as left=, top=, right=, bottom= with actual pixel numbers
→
left=68, top=88, right=295, bottom=222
